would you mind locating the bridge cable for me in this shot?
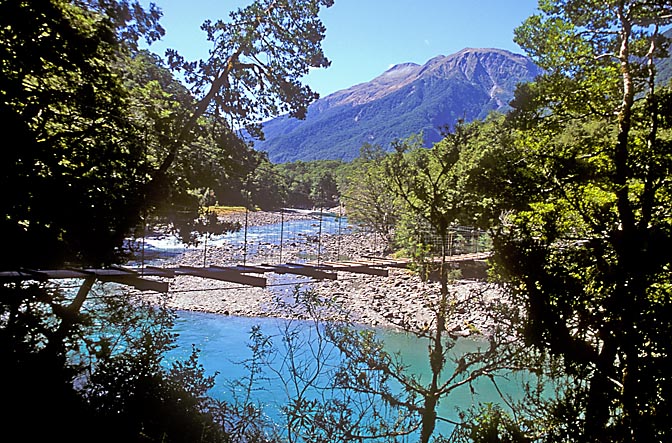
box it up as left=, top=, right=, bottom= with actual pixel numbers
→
left=243, top=207, right=249, bottom=266
left=279, top=208, right=285, bottom=264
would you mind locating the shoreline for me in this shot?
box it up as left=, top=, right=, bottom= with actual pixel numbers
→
left=208, top=208, right=332, bottom=228
left=139, top=210, right=504, bottom=338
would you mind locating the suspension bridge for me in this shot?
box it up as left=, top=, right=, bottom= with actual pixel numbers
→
left=0, top=252, right=491, bottom=293
left=0, top=209, right=491, bottom=293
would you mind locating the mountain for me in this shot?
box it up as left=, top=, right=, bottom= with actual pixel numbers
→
left=254, top=48, right=542, bottom=163
left=656, top=28, right=672, bottom=86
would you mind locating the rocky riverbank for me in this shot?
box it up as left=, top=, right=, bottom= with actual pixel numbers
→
left=211, top=208, right=326, bottom=228
left=139, top=210, right=506, bottom=337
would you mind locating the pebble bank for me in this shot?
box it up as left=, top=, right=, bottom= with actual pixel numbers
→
left=139, top=210, right=506, bottom=338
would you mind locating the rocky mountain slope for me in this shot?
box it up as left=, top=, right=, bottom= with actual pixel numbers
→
left=254, top=48, right=542, bottom=163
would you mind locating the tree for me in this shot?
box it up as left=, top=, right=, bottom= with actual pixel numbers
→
left=122, top=49, right=260, bottom=242
left=0, top=0, right=163, bottom=269
left=82, top=298, right=226, bottom=443
left=311, top=170, right=340, bottom=208
left=479, top=1, right=672, bottom=441
left=0, top=4, right=225, bottom=440
left=271, top=159, right=347, bottom=209
left=384, top=129, right=483, bottom=273
left=247, top=158, right=288, bottom=210
left=144, top=0, right=334, bottom=223
left=237, top=283, right=519, bottom=443
left=266, top=290, right=419, bottom=443
left=0, top=0, right=333, bottom=440
left=342, top=143, right=402, bottom=245
left=154, top=0, right=333, bottom=192
left=373, top=130, right=516, bottom=443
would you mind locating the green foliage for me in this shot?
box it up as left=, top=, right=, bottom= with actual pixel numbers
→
left=246, top=159, right=287, bottom=210
left=85, top=311, right=224, bottom=442
left=311, top=170, right=340, bottom=208
left=335, top=130, right=518, bottom=443
left=122, top=49, right=260, bottom=242
left=164, top=0, right=333, bottom=142
left=123, top=0, right=334, bottom=236
left=657, top=28, right=672, bottom=86
left=0, top=1, right=335, bottom=442
left=0, top=0, right=156, bottom=268
left=383, top=127, right=486, bottom=260
left=264, top=290, right=512, bottom=442
left=451, top=403, right=532, bottom=443
left=1, top=282, right=223, bottom=442
left=342, top=143, right=402, bottom=244
left=249, top=159, right=347, bottom=209
left=469, top=1, right=672, bottom=441
left=223, top=288, right=422, bottom=442
left=209, top=324, right=282, bottom=442
left=342, top=124, right=499, bottom=258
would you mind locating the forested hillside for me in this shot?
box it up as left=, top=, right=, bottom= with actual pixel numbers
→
left=255, top=48, right=542, bottom=162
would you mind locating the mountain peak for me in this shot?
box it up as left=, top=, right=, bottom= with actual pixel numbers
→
left=256, top=48, right=541, bottom=163
left=381, top=62, right=421, bottom=76
left=456, top=47, right=515, bottom=55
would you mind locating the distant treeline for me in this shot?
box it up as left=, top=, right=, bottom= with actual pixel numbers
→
left=217, top=158, right=349, bottom=210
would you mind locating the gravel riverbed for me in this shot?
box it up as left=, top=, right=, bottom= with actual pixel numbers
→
left=138, top=210, right=507, bottom=337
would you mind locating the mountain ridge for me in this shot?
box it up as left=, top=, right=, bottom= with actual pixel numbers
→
left=255, top=48, right=543, bottom=163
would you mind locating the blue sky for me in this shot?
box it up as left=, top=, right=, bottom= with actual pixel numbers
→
left=143, top=0, right=541, bottom=97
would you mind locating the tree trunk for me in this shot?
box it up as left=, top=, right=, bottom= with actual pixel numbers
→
left=45, top=276, right=96, bottom=359
left=420, top=232, right=449, bottom=443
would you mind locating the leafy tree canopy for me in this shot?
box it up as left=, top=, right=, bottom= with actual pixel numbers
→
left=0, top=0, right=163, bottom=268
left=470, top=1, right=672, bottom=441
left=0, top=0, right=334, bottom=441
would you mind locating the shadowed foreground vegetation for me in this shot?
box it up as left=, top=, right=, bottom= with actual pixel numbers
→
left=2, top=0, right=672, bottom=442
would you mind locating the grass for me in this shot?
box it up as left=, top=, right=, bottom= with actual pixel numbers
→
left=206, top=205, right=250, bottom=216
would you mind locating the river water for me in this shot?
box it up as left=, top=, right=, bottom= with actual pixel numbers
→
left=151, top=215, right=526, bottom=437
left=166, top=311, right=527, bottom=438
left=131, top=211, right=352, bottom=266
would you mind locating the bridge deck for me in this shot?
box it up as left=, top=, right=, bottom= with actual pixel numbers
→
left=0, top=253, right=491, bottom=293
